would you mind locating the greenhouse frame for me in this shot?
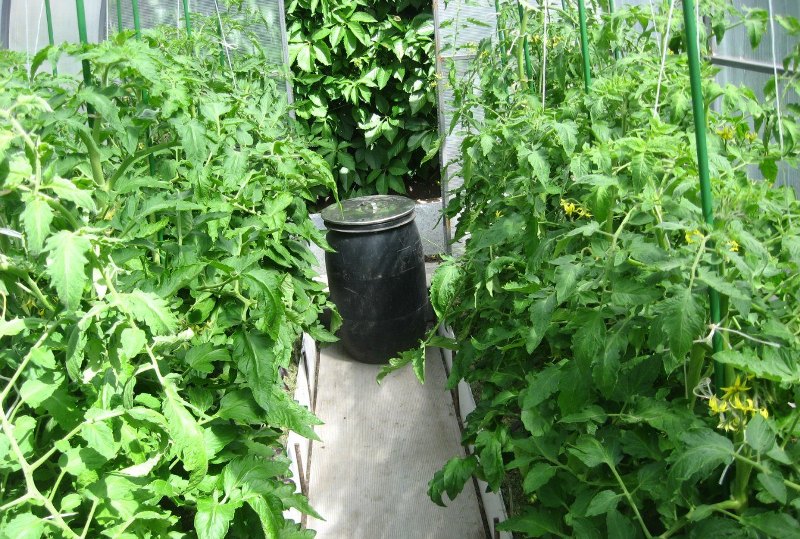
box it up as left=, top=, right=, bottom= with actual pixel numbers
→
left=1, top=0, right=799, bottom=538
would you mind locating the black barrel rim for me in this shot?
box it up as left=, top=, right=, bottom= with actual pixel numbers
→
left=321, top=195, right=415, bottom=233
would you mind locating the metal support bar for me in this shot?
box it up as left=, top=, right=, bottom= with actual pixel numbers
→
left=682, top=0, right=724, bottom=393
left=577, top=0, right=592, bottom=91
left=44, top=0, right=56, bottom=74
left=182, top=0, right=192, bottom=35
left=709, top=53, right=791, bottom=76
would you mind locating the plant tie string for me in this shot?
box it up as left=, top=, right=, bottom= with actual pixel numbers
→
left=653, top=0, right=676, bottom=117
left=213, top=0, right=237, bottom=86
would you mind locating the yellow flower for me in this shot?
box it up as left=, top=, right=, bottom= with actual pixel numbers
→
left=560, top=199, right=591, bottom=219
left=685, top=229, right=703, bottom=244
left=727, top=240, right=739, bottom=252
left=746, top=131, right=758, bottom=143
left=721, top=375, right=750, bottom=399
left=759, top=408, right=769, bottom=419
left=709, top=396, right=728, bottom=414
left=717, top=125, right=735, bottom=141
left=495, top=210, right=503, bottom=219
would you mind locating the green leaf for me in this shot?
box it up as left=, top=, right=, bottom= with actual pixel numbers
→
left=660, top=288, right=705, bottom=360
left=45, top=230, right=91, bottom=310
left=222, top=456, right=289, bottom=498
left=22, top=197, right=53, bottom=254
left=0, top=318, right=27, bottom=339
left=195, top=498, right=238, bottom=539
left=606, top=509, right=637, bottom=539
left=296, top=44, right=312, bottom=71
left=714, top=348, right=800, bottom=383
left=186, top=343, right=230, bottom=374
left=477, top=430, right=504, bottom=491
left=119, top=327, right=147, bottom=361
left=572, top=311, right=605, bottom=364
left=742, top=512, right=800, bottom=539
left=163, top=384, right=208, bottom=485
left=585, top=489, right=621, bottom=517
left=45, top=176, right=96, bottom=211
left=116, top=290, right=178, bottom=336
left=757, top=472, right=787, bottom=504
left=2, top=513, right=45, bottom=539
left=697, top=268, right=749, bottom=301
left=497, top=508, right=563, bottom=536
left=744, top=414, right=774, bottom=453
left=553, top=121, right=578, bottom=155
left=174, top=116, right=209, bottom=162
left=670, top=428, right=733, bottom=482
left=430, top=262, right=461, bottom=319
left=526, top=295, right=556, bottom=354
left=568, top=436, right=612, bottom=468
left=745, top=8, right=769, bottom=48
left=428, top=456, right=477, bottom=506
left=522, top=463, right=557, bottom=494
left=80, top=420, right=118, bottom=460
left=19, top=372, right=62, bottom=408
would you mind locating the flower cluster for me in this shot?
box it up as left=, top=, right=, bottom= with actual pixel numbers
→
left=559, top=199, right=592, bottom=219
left=702, top=376, right=769, bottom=432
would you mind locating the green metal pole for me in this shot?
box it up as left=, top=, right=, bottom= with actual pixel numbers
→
left=682, top=0, right=724, bottom=393
left=494, top=0, right=506, bottom=64
left=516, top=1, right=534, bottom=91
left=74, top=0, right=94, bottom=127
left=43, top=0, right=57, bottom=74
left=607, top=0, right=621, bottom=60
left=116, top=0, right=123, bottom=31
left=130, top=0, right=156, bottom=176
left=182, top=0, right=193, bottom=36
left=74, top=0, right=92, bottom=87
left=577, top=0, right=592, bottom=91
left=131, top=0, right=142, bottom=39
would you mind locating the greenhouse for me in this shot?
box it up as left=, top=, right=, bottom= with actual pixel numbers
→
left=0, top=0, right=799, bottom=538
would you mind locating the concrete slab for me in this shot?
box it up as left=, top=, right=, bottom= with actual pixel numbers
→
left=306, top=344, right=486, bottom=539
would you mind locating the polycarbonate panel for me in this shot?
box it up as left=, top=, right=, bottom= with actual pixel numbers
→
left=107, top=0, right=291, bottom=102
left=1, top=0, right=105, bottom=74
left=434, top=0, right=497, bottom=249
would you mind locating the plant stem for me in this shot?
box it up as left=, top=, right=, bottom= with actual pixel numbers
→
left=609, top=463, right=653, bottom=538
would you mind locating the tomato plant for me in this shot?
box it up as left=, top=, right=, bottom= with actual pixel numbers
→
left=387, top=1, right=800, bottom=536
left=286, top=0, right=440, bottom=197
left=0, top=18, right=336, bottom=538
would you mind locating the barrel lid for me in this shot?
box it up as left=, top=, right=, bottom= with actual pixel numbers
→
left=321, top=195, right=415, bottom=231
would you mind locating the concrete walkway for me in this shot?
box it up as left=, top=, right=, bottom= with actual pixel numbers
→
left=306, top=344, right=487, bottom=539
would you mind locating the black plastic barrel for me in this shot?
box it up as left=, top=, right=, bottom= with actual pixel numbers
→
left=321, top=195, right=428, bottom=364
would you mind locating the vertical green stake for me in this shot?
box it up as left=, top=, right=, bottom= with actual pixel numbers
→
left=607, top=0, right=621, bottom=60
left=682, top=0, right=724, bottom=393
left=183, top=0, right=193, bottom=36
left=494, top=0, right=506, bottom=64
left=116, top=0, right=123, bottom=31
left=75, top=0, right=92, bottom=87
left=516, top=1, right=534, bottom=91
left=44, top=0, right=56, bottom=74
left=130, top=0, right=156, bottom=176
left=74, top=0, right=94, bottom=126
left=577, top=0, right=592, bottom=91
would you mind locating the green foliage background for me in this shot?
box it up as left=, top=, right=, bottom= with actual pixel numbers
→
left=286, top=0, right=440, bottom=198
left=0, top=14, right=335, bottom=537
left=385, top=1, right=800, bottom=537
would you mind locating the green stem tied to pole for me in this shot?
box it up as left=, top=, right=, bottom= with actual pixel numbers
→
left=577, top=0, right=592, bottom=91
left=516, top=1, right=534, bottom=92
left=494, top=0, right=506, bottom=64
left=682, top=0, right=724, bottom=393
left=130, top=0, right=156, bottom=176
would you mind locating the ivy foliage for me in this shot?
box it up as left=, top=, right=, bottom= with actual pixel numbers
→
left=0, top=15, right=336, bottom=538
left=388, top=1, right=800, bottom=537
left=286, top=0, right=440, bottom=197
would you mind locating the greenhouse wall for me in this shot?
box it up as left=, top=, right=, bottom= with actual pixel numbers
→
left=0, top=0, right=292, bottom=102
